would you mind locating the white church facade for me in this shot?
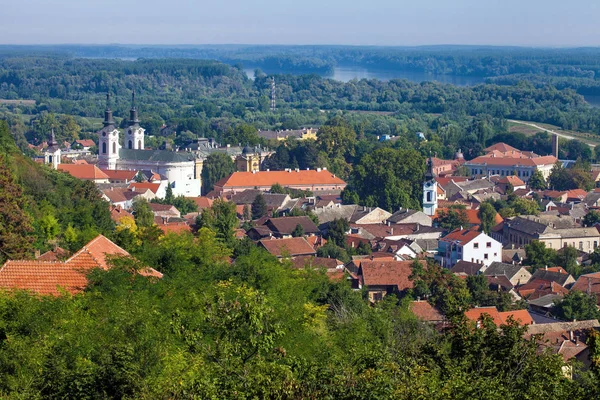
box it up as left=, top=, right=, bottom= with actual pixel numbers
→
left=97, top=93, right=201, bottom=197
left=422, top=156, right=438, bottom=217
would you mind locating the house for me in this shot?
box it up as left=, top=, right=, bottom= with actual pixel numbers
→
left=571, top=272, right=600, bottom=305
left=185, top=196, right=213, bottom=211
left=502, top=216, right=600, bottom=252
left=436, top=228, right=502, bottom=268
left=465, top=306, right=534, bottom=327
left=349, top=207, right=392, bottom=225
left=387, top=209, right=433, bottom=227
left=248, top=216, right=321, bottom=240
left=0, top=235, right=161, bottom=296
left=450, top=260, right=485, bottom=277
left=57, top=164, right=110, bottom=183
left=373, top=238, right=421, bottom=260
left=531, top=267, right=576, bottom=288
left=517, top=279, right=570, bottom=300
left=496, top=175, right=526, bottom=193
left=73, top=139, right=96, bottom=150
left=109, top=205, right=134, bottom=223
left=290, top=256, right=346, bottom=281
left=483, top=261, right=532, bottom=286
left=149, top=203, right=181, bottom=219
left=258, top=237, right=317, bottom=258
left=101, top=169, right=138, bottom=184
left=102, top=187, right=154, bottom=209
left=352, top=260, right=425, bottom=302
left=156, top=219, right=192, bottom=235
left=410, top=300, right=445, bottom=324
left=433, top=208, right=503, bottom=229
left=527, top=293, right=566, bottom=315
left=128, top=182, right=167, bottom=199
left=524, top=320, right=600, bottom=373
left=213, top=169, right=347, bottom=195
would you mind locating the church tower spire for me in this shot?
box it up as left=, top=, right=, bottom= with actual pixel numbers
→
left=125, top=90, right=145, bottom=150
left=422, top=155, right=438, bottom=217
left=103, top=92, right=115, bottom=127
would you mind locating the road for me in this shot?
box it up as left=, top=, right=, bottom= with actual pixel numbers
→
left=508, top=120, right=596, bottom=147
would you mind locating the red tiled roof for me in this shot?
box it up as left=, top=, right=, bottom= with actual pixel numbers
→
left=259, top=237, right=317, bottom=257
left=435, top=176, right=469, bottom=187
left=75, top=139, right=95, bottom=147
left=484, top=143, right=520, bottom=153
left=128, top=182, right=160, bottom=194
left=517, top=279, right=569, bottom=299
left=434, top=209, right=503, bottom=226
left=291, top=256, right=344, bottom=270
left=440, top=228, right=481, bottom=245
left=101, top=169, right=137, bottom=181
left=215, top=170, right=346, bottom=189
left=58, top=164, right=109, bottom=180
left=565, top=189, right=589, bottom=200
left=186, top=196, right=213, bottom=209
left=467, top=155, right=557, bottom=167
left=73, top=159, right=88, bottom=165
left=498, top=175, right=525, bottom=186
left=499, top=310, right=534, bottom=325
left=358, top=260, right=424, bottom=291
left=157, top=223, right=192, bottom=235
left=149, top=203, right=178, bottom=213
left=410, top=300, right=444, bottom=322
left=110, top=206, right=133, bottom=223
left=36, top=247, right=68, bottom=261
left=0, top=235, right=160, bottom=296
left=465, top=307, right=504, bottom=326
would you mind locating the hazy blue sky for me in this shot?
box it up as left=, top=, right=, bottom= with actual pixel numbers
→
left=1, top=0, right=599, bottom=46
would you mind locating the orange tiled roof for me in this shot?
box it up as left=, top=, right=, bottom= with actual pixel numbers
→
left=484, top=143, right=520, bottom=153
left=216, top=170, right=346, bottom=188
left=440, top=228, right=481, bottom=245
left=465, top=307, right=504, bottom=326
left=128, top=182, right=161, bottom=194
left=101, top=169, right=138, bottom=181
left=75, top=139, right=95, bottom=147
left=499, top=310, right=534, bottom=325
left=186, top=196, right=213, bottom=209
left=498, top=175, right=525, bottom=186
left=358, top=260, right=424, bottom=291
left=467, top=155, right=557, bottom=167
left=58, top=164, right=109, bottom=180
left=158, top=222, right=192, bottom=235
left=434, top=209, right=503, bottom=226
left=259, top=237, right=317, bottom=257
left=410, top=300, right=444, bottom=322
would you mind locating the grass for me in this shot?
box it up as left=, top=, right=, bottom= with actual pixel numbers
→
left=508, top=120, right=600, bottom=147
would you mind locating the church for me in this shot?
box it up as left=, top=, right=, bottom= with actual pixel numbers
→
left=96, top=93, right=201, bottom=197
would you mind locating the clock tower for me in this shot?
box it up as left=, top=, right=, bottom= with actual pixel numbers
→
left=423, top=156, right=438, bottom=216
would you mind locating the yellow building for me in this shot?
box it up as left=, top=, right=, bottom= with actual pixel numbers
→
left=236, top=146, right=261, bottom=172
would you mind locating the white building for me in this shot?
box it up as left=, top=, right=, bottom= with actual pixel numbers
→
left=96, top=93, right=201, bottom=197
left=423, top=157, right=438, bottom=216
left=43, top=129, right=61, bottom=170
left=436, top=228, right=502, bottom=269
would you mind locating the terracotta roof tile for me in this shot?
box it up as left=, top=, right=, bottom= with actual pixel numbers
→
left=259, top=237, right=317, bottom=257
left=128, top=182, right=161, bottom=194
left=440, top=228, right=481, bottom=245
left=358, top=260, right=424, bottom=291
left=101, top=169, right=138, bottom=181
left=484, top=143, right=520, bottom=153
left=215, top=170, right=346, bottom=189
left=58, top=164, right=109, bottom=180
left=465, top=307, right=505, bottom=326
left=410, top=300, right=444, bottom=322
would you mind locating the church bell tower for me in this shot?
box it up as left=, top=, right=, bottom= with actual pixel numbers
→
left=97, top=93, right=120, bottom=170
left=423, top=156, right=438, bottom=216
left=125, top=90, right=145, bottom=150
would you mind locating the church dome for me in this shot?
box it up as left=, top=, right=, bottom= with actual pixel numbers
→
left=242, top=145, right=254, bottom=155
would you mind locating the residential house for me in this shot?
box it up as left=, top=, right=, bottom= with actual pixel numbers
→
left=73, top=139, right=95, bottom=150
left=436, top=229, right=502, bottom=268
left=483, top=261, right=532, bottom=286
left=248, top=216, right=320, bottom=240
left=496, top=175, right=526, bottom=193
left=213, top=169, right=347, bottom=195
left=387, top=208, right=433, bottom=227
left=258, top=237, right=317, bottom=258
left=350, top=207, right=392, bottom=225
left=531, top=267, right=576, bottom=288
left=465, top=306, right=534, bottom=327
left=517, top=278, right=570, bottom=300
left=410, top=300, right=445, bottom=324
left=450, top=260, right=485, bottom=277
left=149, top=203, right=181, bottom=219
left=128, top=182, right=167, bottom=199
left=571, top=272, right=600, bottom=305
left=352, top=260, right=426, bottom=302
left=101, top=169, right=138, bottom=184
left=57, top=164, right=110, bottom=183
left=0, top=235, right=162, bottom=296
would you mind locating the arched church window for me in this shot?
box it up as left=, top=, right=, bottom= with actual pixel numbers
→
left=112, top=142, right=117, bottom=154
left=426, top=191, right=432, bottom=203
left=102, top=142, right=107, bottom=154
left=138, top=140, right=141, bottom=149
left=128, top=140, right=132, bottom=149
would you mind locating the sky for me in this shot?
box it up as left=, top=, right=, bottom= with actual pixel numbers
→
left=1, top=0, right=599, bottom=46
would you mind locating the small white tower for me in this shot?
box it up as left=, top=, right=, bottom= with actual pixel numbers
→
left=44, top=129, right=61, bottom=169
left=125, top=90, right=144, bottom=150
left=97, top=93, right=120, bottom=170
left=423, top=156, right=438, bottom=216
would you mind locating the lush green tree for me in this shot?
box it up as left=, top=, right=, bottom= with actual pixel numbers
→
left=251, top=193, right=267, bottom=220
left=316, top=241, right=350, bottom=263
left=554, top=290, right=600, bottom=321
left=528, top=169, right=547, bottom=190
left=316, top=117, right=356, bottom=160
left=478, top=201, right=497, bottom=234
left=132, top=198, right=155, bottom=228
left=351, top=147, right=425, bottom=211
left=525, top=241, right=557, bottom=270
left=292, top=223, right=304, bottom=237
left=326, top=218, right=349, bottom=247
left=437, top=205, right=470, bottom=231
left=197, top=198, right=238, bottom=245
left=556, top=246, right=581, bottom=277
left=548, top=162, right=572, bottom=190
left=512, top=197, right=540, bottom=215
left=270, top=183, right=285, bottom=194
left=164, top=183, right=174, bottom=204
left=584, top=210, right=600, bottom=227
left=201, top=152, right=235, bottom=195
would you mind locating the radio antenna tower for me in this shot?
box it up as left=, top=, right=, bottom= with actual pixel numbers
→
left=270, top=77, right=276, bottom=111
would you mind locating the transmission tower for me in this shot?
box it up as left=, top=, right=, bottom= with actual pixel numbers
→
left=270, top=77, right=276, bottom=111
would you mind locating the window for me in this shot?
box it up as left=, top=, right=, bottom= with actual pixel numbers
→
left=128, top=140, right=132, bottom=149
left=484, top=254, right=488, bottom=260
left=138, top=140, right=141, bottom=148
left=474, top=243, right=479, bottom=249
left=579, top=241, right=583, bottom=250
left=112, top=142, right=116, bottom=154
left=595, top=241, right=598, bottom=249
left=102, top=142, right=106, bottom=154
left=486, top=242, right=491, bottom=248
left=426, top=191, right=432, bottom=202
left=494, top=253, right=497, bottom=256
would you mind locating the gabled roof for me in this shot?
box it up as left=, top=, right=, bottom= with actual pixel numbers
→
left=410, top=300, right=444, bottom=322
left=484, top=142, right=520, bottom=153
left=531, top=269, right=573, bottom=286
left=259, top=237, right=317, bottom=257
left=483, top=262, right=528, bottom=280
left=466, top=155, right=558, bottom=167
left=58, top=164, right=109, bottom=180
left=215, top=170, right=346, bottom=188
left=119, top=148, right=195, bottom=163
left=451, top=260, right=485, bottom=276
left=264, top=216, right=320, bottom=235
left=465, top=306, right=534, bottom=326
left=185, top=196, right=213, bottom=209
left=128, top=182, right=161, bottom=194
left=36, top=247, right=68, bottom=262
left=498, top=175, right=525, bottom=186
left=440, top=228, right=482, bottom=245
left=101, top=169, right=138, bottom=181
left=0, top=235, right=161, bottom=296
left=358, top=260, right=424, bottom=291
left=149, top=203, right=179, bottom=213
left=75, top=139, right=96, bottom=147
left=291, top=256, right=344, bottom=270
